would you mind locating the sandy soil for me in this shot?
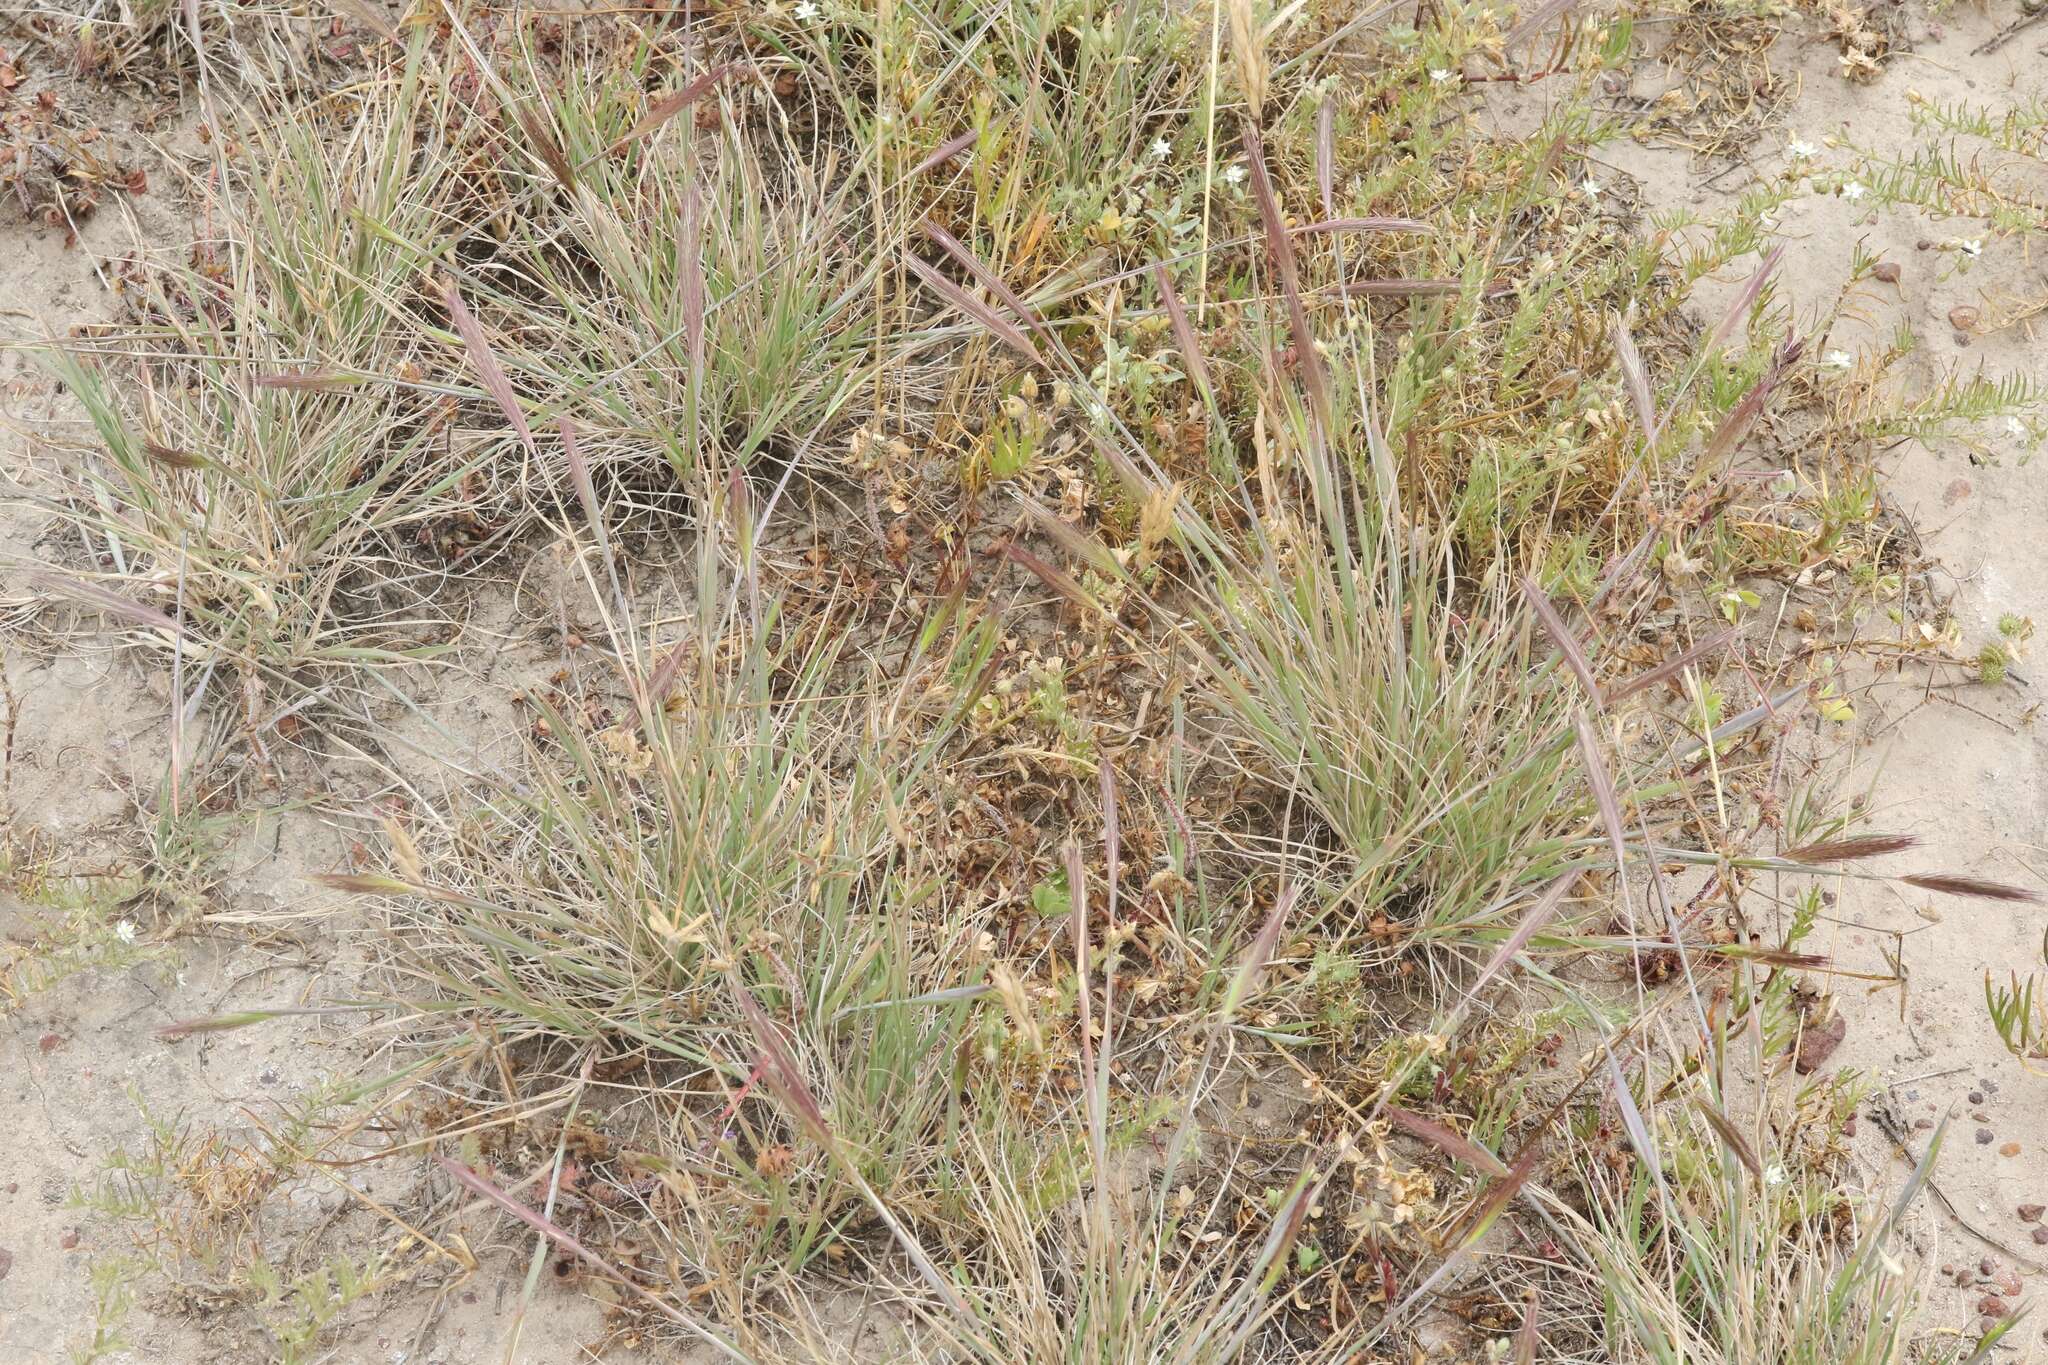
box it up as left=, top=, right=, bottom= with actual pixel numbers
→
left=1588, top=7, right=2048, bottom=1347
left=0, top=59, right=614, bottom=1365
left=3, top=3, right=2047, bottom=1361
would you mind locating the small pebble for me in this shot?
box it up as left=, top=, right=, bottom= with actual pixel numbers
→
left=1970, top=1091, right=1986, bottom=1105
left=1981, top=1258, right=1997, bottom=1277
left=2033, top=1227, right=2048, bottom=1246
left=1913, top=1118, right=1935, bottom=1131
left=1979, top=1294, right=2011, bottom=1319
left=1872, top=261, right=1901, bottom=284
left=1973, top=1110, right=1992, bottom=1122
left=1977, top=1128, right=1996, bottom=1145
left=2003, top=1143, right=2023, bottom=1157
left=58, top=1228, right=78, bottom=1250
left=2019, top=1204, right=2044, bottom=1223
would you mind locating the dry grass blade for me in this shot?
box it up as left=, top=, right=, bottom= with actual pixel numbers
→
left=1316, top=95, right=1336, bottom=216
left=1605, top=1053, right=1663, bottom=1181
left=1525, top=575, right=1601, bottom=707
left=1575, top=711, right=1627, bottom=873
left=1244, top=122, right=1326, bottom=419
left=442, top=280, right=538, bottom=459
left=637, top=640, right=690, bottom=718
left=1100, top=764, right=1121, bottom=924
left=1717, top=945, right=1830, bottom=968
left=1900, top=873, right=2042, bottom=903
left=141, top=438, right=206, bottom=469
left=1680, top=683, right=1805, bottom=761
left=731, top=985, right=830, bottom=1144
left=1332, top=277, right=1488, bottom=297
left=156, top=1005, right=382, bottom=1039
left=599, top=65, right=734, bottom=160
left=515, top=106, right=576, bottom=191
left=1612, top=315, right=1658, bottom=444
left=309, top=871, right=479, bottom=908
left=1455, top=872, right=1579, bottom=1020
left=323, top=0, right=398, bottom=43
left=1507, top=0, right=1577, bottom=52
left=1707, top=244, right=1785, bottom=354
left=1516, top=1293, right=1540, bottom=1365
left=912, top=128, right=977, bottom=177
left=250, top=369, right=357, bottom=391
left=559, top=419, right=629, bottom=624
left=1002, top=542, right=1100, bottom=616
left=1294, top=217, right=1432, bottom=237
left=435, top=1158, right=746, bottom=1360
left=1152, top=263, right=1213, bottom=402
left=1700, top=335, right=1803, bottom=471
left=921, top=220, right=1051, bottom=349
left=35, top=572, right=200, bottom=641
left=1694, top=1098, right=1763, bottom=1178
left=1605, top=627, right=1738, bottom=704
left=904, top=254, right=1041, bottom=365
left=1782, top=833, right=1918, bottom=864
left=1387, top=1106, right=1510, bottom=1178
left=558, top=420, right=602, bottom=535
left=1223, top=885, right=1299, bottom=1017
left=310, top=872, right=416, bottom=896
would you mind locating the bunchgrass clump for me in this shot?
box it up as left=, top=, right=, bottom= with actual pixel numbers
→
left=33, top=43, right=512, bottom=699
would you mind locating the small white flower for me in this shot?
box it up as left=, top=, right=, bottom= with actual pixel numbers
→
left=1787, top=139, right=1818, bottom=159
left=792, top=0, right=819, bottom=17
left=1581, top=177, right=1604, bottom=203
left=1150, top=136, right=1171, bottom=161
left=1841, top=180, right=1867, bottom=201
left=115, top=920, right=138, bottom=944
left=1765, top=1163, right=1787, bottom=1187
left=1429, top=67, right=1456, bottom=84
left=1959, top=237, right=1983, bottom=257
left=1822, top=349, right=1854, bottom=370
left=1220, top=163, right=1246, bottom=187
left=2008, top=416, right=2028, bottom=438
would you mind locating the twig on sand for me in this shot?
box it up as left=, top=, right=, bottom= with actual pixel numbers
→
left=1971, top=5, right=2047, bottom=55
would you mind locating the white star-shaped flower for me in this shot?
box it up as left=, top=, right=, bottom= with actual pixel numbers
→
left=1841, top=181, right=1867, bottom=201
left=2008, top=416, right=2028, bottom=438
left=793, top=0, right=819, bottom=17
left=1959, top=238, right=1983, bottom=257
left=1221, top=163, right=1246, bottom=186
left=1787, top=139, right=1818, bottom=159
left=115, top=920, right=138, bottom=944
left=1582, top=178, right=1603, bottom=201
left=1822, top=350, right=1854, bottom=370
left=1430, top=68, right=1456, bottom=84
left=1150, top=137, right=1171, bottom=160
